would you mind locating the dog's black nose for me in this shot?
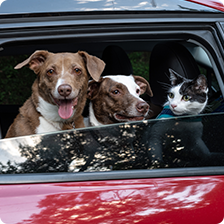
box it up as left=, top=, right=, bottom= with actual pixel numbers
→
left=136, top=101, right=149, bottom=113
left=58, top=84, right=72, bottom=97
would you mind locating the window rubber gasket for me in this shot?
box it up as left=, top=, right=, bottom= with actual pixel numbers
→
left=1, top=167, right=224, bottom=184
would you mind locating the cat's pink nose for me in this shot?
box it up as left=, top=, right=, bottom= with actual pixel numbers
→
left=171, top=104, right=177, bottom=109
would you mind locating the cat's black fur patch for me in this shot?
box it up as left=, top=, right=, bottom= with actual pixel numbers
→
left=169, top=69, right=208, bottom=104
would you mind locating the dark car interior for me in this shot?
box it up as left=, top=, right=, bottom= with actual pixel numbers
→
left=0, top=38, right=222, bottom=137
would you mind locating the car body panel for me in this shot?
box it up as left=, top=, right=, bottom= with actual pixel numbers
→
left=1, top=0, right=224, bottom=223
left=187, top=0, right=224, bottom=12
left=1, top=175, right=224, bottom=224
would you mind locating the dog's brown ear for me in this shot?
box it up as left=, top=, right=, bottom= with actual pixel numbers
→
left=87, top=78, right=104, bottom=100
left=14, top=50, right=50, bottom=74
left=78, top=51, right=105, bottom=82
left=134, top=75, right=153, bottom=97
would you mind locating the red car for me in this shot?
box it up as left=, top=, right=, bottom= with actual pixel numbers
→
left=1, top=0, right=224, bottom=223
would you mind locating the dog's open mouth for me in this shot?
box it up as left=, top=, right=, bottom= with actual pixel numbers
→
left=114, top=113, right=145, bottom=122
left=53, top=97, right=78, bottom=120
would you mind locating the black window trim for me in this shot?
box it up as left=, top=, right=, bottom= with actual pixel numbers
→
left=1, top=167, right=224, bottom=184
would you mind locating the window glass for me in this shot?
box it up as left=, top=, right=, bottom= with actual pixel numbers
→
left=1, top=113, right=224, bottom=174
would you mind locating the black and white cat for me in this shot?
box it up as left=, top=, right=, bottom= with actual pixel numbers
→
left=148, top=69, right=211, bottom=168
left=157, top=69, right=208, bottom=118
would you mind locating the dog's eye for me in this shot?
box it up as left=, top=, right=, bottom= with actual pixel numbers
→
left=47, top=69, right=54, bottom=76
left=74, top=68, right=81, bottom=75
left=112, top=90, right=120, bottom=95
left=136, top=89, right=140, bottom=94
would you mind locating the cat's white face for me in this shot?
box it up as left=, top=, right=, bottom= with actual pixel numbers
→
left=167, top=84, right=208, bottom=115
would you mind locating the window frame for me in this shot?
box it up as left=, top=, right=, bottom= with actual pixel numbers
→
left=1, top=14, right=224, bottom=184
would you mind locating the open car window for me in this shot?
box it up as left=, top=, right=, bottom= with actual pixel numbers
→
left=0, top=40, right=224, bottom=175
left=0, top=41, right=224, bottom=174
left=0, top=14, right=224, bottom=175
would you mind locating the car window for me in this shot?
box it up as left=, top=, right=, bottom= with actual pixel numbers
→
left=0, top=37, right=224, bottom=174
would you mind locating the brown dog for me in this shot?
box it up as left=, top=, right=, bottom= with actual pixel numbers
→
left=85, top=75, right=153, bottom=126
left=5, top=50, right=105, bottom=138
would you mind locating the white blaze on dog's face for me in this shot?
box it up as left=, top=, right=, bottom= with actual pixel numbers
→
left=88, top=75, right=153, bottom=125
left=38, top=53, right=88, bottom=120
left=15, top=50, right=105, bottom=122
left=106, top=75, right=142, bottom=98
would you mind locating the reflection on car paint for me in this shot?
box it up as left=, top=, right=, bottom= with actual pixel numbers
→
left=1, top=176, right=224, bottom=223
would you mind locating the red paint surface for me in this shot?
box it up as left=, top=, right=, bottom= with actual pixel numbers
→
left=186, top=0, right=224, bottom=12
left=1, top=175, right=224, bottom=224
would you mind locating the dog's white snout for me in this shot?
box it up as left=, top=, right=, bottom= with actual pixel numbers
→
left=58, top=84, right=72, bottom=97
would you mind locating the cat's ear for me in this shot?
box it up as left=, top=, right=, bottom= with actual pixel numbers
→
left=194, top=74, right=208, bottom=93
left=169, top=69, right=184, bottom=86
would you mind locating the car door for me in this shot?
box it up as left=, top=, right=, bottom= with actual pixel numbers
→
left=1, top=1, right=224, bottom=223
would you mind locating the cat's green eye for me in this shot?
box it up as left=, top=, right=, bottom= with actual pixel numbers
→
left=182, top=95, right=191, bottom=101
left=168, top=92, right=174, bottom=99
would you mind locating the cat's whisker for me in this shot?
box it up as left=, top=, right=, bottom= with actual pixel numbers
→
left=205, top=104, right=213, bottom=109
left=157, top=81, right=171, bottom=90
left=164, top=71, right=170, bottom=80
left=204, top=104, right=217, bottom=112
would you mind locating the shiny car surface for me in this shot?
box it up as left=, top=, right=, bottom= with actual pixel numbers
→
left=1, top=0, right=224, bottom=223
left=2, top=174, right=224, bottom=224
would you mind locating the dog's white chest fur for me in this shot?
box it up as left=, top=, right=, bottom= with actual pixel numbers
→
left=36, top=117, right=61, bottom=134
left=36, top=96, right=63, bottom=134
left=85, top=102, right=104, bottom=127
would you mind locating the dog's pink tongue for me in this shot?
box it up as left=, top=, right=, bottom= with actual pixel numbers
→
left=58, top=100, right=74, bottom=120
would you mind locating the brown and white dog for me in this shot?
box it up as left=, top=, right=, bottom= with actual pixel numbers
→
left=5, top=50, right=105, bottom=138
left=85, top=75, right=153, bottom=126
